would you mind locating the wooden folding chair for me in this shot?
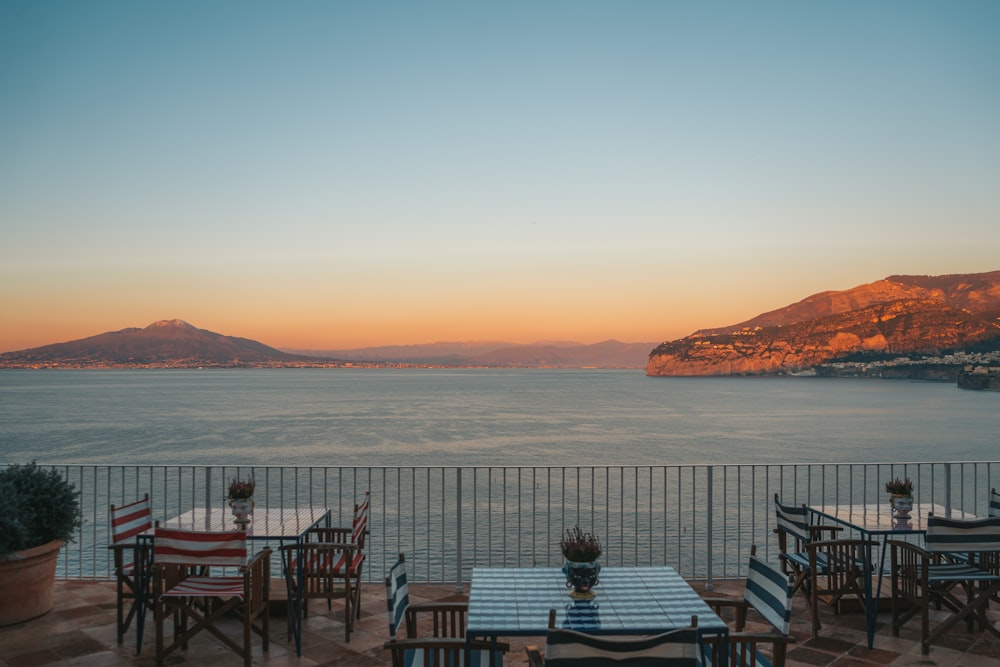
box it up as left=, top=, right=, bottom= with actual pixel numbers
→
left=526, top=609, right=701, bottom=666
left=772, top=494, right=844, bottom=635
left=888, top=515, right=1000, bottom=654
left=300, top=491, right=369, bottom=626
left=152, top=528, right=270, bottom=667
left=108, top=493, right=155, bottom=646
left=702, top=546, right=794, bottom=667
left=280, top=540, right=359, bottom=641
left=384, top=553, right=507, bottom=667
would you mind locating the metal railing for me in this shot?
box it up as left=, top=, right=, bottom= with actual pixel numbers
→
left=26, top=461, right=1000, bottom=588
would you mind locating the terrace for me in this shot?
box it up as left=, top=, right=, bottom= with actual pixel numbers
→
left=3, top=462, right=1000, bottom=665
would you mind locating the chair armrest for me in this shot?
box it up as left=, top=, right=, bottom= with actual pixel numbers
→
left=525, top=644, right=544, bottom=667
left=702, top=596, right=749, bottom=630
left=307, top=526, right=353, bottom=541
left=729, top=631, right=793, bottom=646
left=808, top=524, right=843, bottom=539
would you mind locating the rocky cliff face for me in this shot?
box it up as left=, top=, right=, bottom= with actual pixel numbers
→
left=647, top=272, right=1000, bottom=377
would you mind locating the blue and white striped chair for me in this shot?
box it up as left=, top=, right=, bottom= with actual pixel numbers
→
left=888, top=515, right=1000, bottom=654
left=526, top=609, right=702, bottom=667
left=152, top=528, right=271, bottom=667
left=703, top=548, right=794, bottom=667
left=384, top=553, right=507, bottom=667
left=989, top=488, right=1000, bottom=518
left=772, top=495, right=841, bottom=635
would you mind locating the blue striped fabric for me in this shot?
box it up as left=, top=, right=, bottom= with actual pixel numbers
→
left=385, top=555, right=409, bottom=639
left=925, top=515, right=1000, bottom=553
left=773, top=496, right=811, bottom=545
left=990, top=489, right=1000, bottom=518
left=544, top=625, right=701, bottom=666
left=744, top=555, right=793, bottom=635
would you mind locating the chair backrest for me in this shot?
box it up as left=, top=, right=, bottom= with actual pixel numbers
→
left=774, top=494, right=811, bottom=545
left=385, top=552, right=409, bottom=640
left=990, top=488, right=1000, bottom=518
left=110, top=494, right=153, bottom=543
left=153, top=528, right=247, bottom=567
left=543, top=615, right=701, bottom=666
left=353, top=491, right=371, bottom=544
left=744, top=552, right=793, bottom=635
left=925, top=515, right=1000, bottom=554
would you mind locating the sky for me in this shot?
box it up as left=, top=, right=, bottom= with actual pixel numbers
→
left=2, top=1, right=999, bottom=353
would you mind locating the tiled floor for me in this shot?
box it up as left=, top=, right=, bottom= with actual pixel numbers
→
left=1, top=577, right=999, bottom=666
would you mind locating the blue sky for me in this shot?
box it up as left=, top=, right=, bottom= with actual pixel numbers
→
left=2, top=1, right=998, bottom=351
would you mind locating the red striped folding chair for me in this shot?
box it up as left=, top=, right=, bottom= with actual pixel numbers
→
left=152, top=528, right=270, bottom=667
left=292, top=490, right=369, bottom=639
left=108, top=494, right=155, bottom=646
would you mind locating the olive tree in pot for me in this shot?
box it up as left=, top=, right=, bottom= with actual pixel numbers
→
left=0, top=462, right=83, bottom=626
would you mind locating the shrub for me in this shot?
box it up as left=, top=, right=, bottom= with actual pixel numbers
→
left=0, top=462, right=83, bottom=557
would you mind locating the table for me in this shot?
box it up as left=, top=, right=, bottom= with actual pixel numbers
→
left=807, top=502, right=977, bottom=648
left=136, top=506, right=330, bottom=656
left=466, top=566, right=728, bottom=660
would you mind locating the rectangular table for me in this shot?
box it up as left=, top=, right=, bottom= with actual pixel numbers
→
left=137, top=506, right=330, bottom=656
left=807, top=502, right=977, bottom=648
left=466, top=566, right=728, bottom=659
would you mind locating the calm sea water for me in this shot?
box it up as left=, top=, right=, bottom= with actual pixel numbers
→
left=0, top=368, right=996, bottom=466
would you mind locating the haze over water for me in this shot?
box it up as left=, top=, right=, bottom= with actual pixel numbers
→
left=1, top=369, right=995, bottom=466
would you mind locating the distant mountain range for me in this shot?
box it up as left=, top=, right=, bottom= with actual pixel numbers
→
left=0, top=320, right=654, bottom=368
left=287, top=340, right=657, bottom=368
left=4, top=270, right=999, bottom=373
left=647, top=271, right=1000, bottom=377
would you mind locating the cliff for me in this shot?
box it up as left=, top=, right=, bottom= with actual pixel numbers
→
left=647, top=272, right=1000, bottom=377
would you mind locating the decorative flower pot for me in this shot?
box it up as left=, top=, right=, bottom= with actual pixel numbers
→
left=0, top=539, right=63, bottom=626
left=563, top=560, right=601, bottom=600
left=890, top=494, right=913, bottom=518
left=230, top=499, right=254, bottom=527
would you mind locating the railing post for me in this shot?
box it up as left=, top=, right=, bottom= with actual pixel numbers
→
left=206, top=466, right=213, bottom=512
left=944, top=462, right=952, bottom=517
left=706, top=466, right=713, bottom=591
left=455, top=467, right=464, bottom=594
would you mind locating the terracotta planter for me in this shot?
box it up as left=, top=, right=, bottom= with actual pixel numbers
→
left=0, top=539, right=63, bottom=626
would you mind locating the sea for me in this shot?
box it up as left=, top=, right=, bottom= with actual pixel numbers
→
left=1, top=368, right=997, bottom=466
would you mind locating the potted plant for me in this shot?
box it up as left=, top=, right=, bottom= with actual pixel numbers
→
left=227, top=474, right=256, bottom=526
left=560, top=526, right=602, bottom=599
left=0, top=462, right=83, bottom=626
left=885, top=477, right=914, bottom=518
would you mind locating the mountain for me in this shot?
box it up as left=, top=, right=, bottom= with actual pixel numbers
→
left=0, top=321, right=654, bottom=369
left=0, top=320, right=336, bottom=368
left=646, top=271, right=1000, bottom=377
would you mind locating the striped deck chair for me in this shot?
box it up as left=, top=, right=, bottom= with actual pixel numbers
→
left=772, top=495, right=841, bottom=636
left=702, top=547, right=794, bottom=667
left=300, top=490, right=370, bottom=630
left=108, top=494, right=155, bottom=646
left=888, top=515, right=1000, bottom=654
left=526, top=609, right=701, bottom=667
left=152, top=528, right=270, bottom=667
left=990, top=488, right=1000, bottom=518
left=384, top=553, right=507, bottom=667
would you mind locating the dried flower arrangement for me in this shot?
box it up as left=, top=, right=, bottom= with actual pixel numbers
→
left=560, top=526, right=602, bottom=563
left=227, top=475, right=256, bottom=502
left=884, top=477, right=913, bottom=496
